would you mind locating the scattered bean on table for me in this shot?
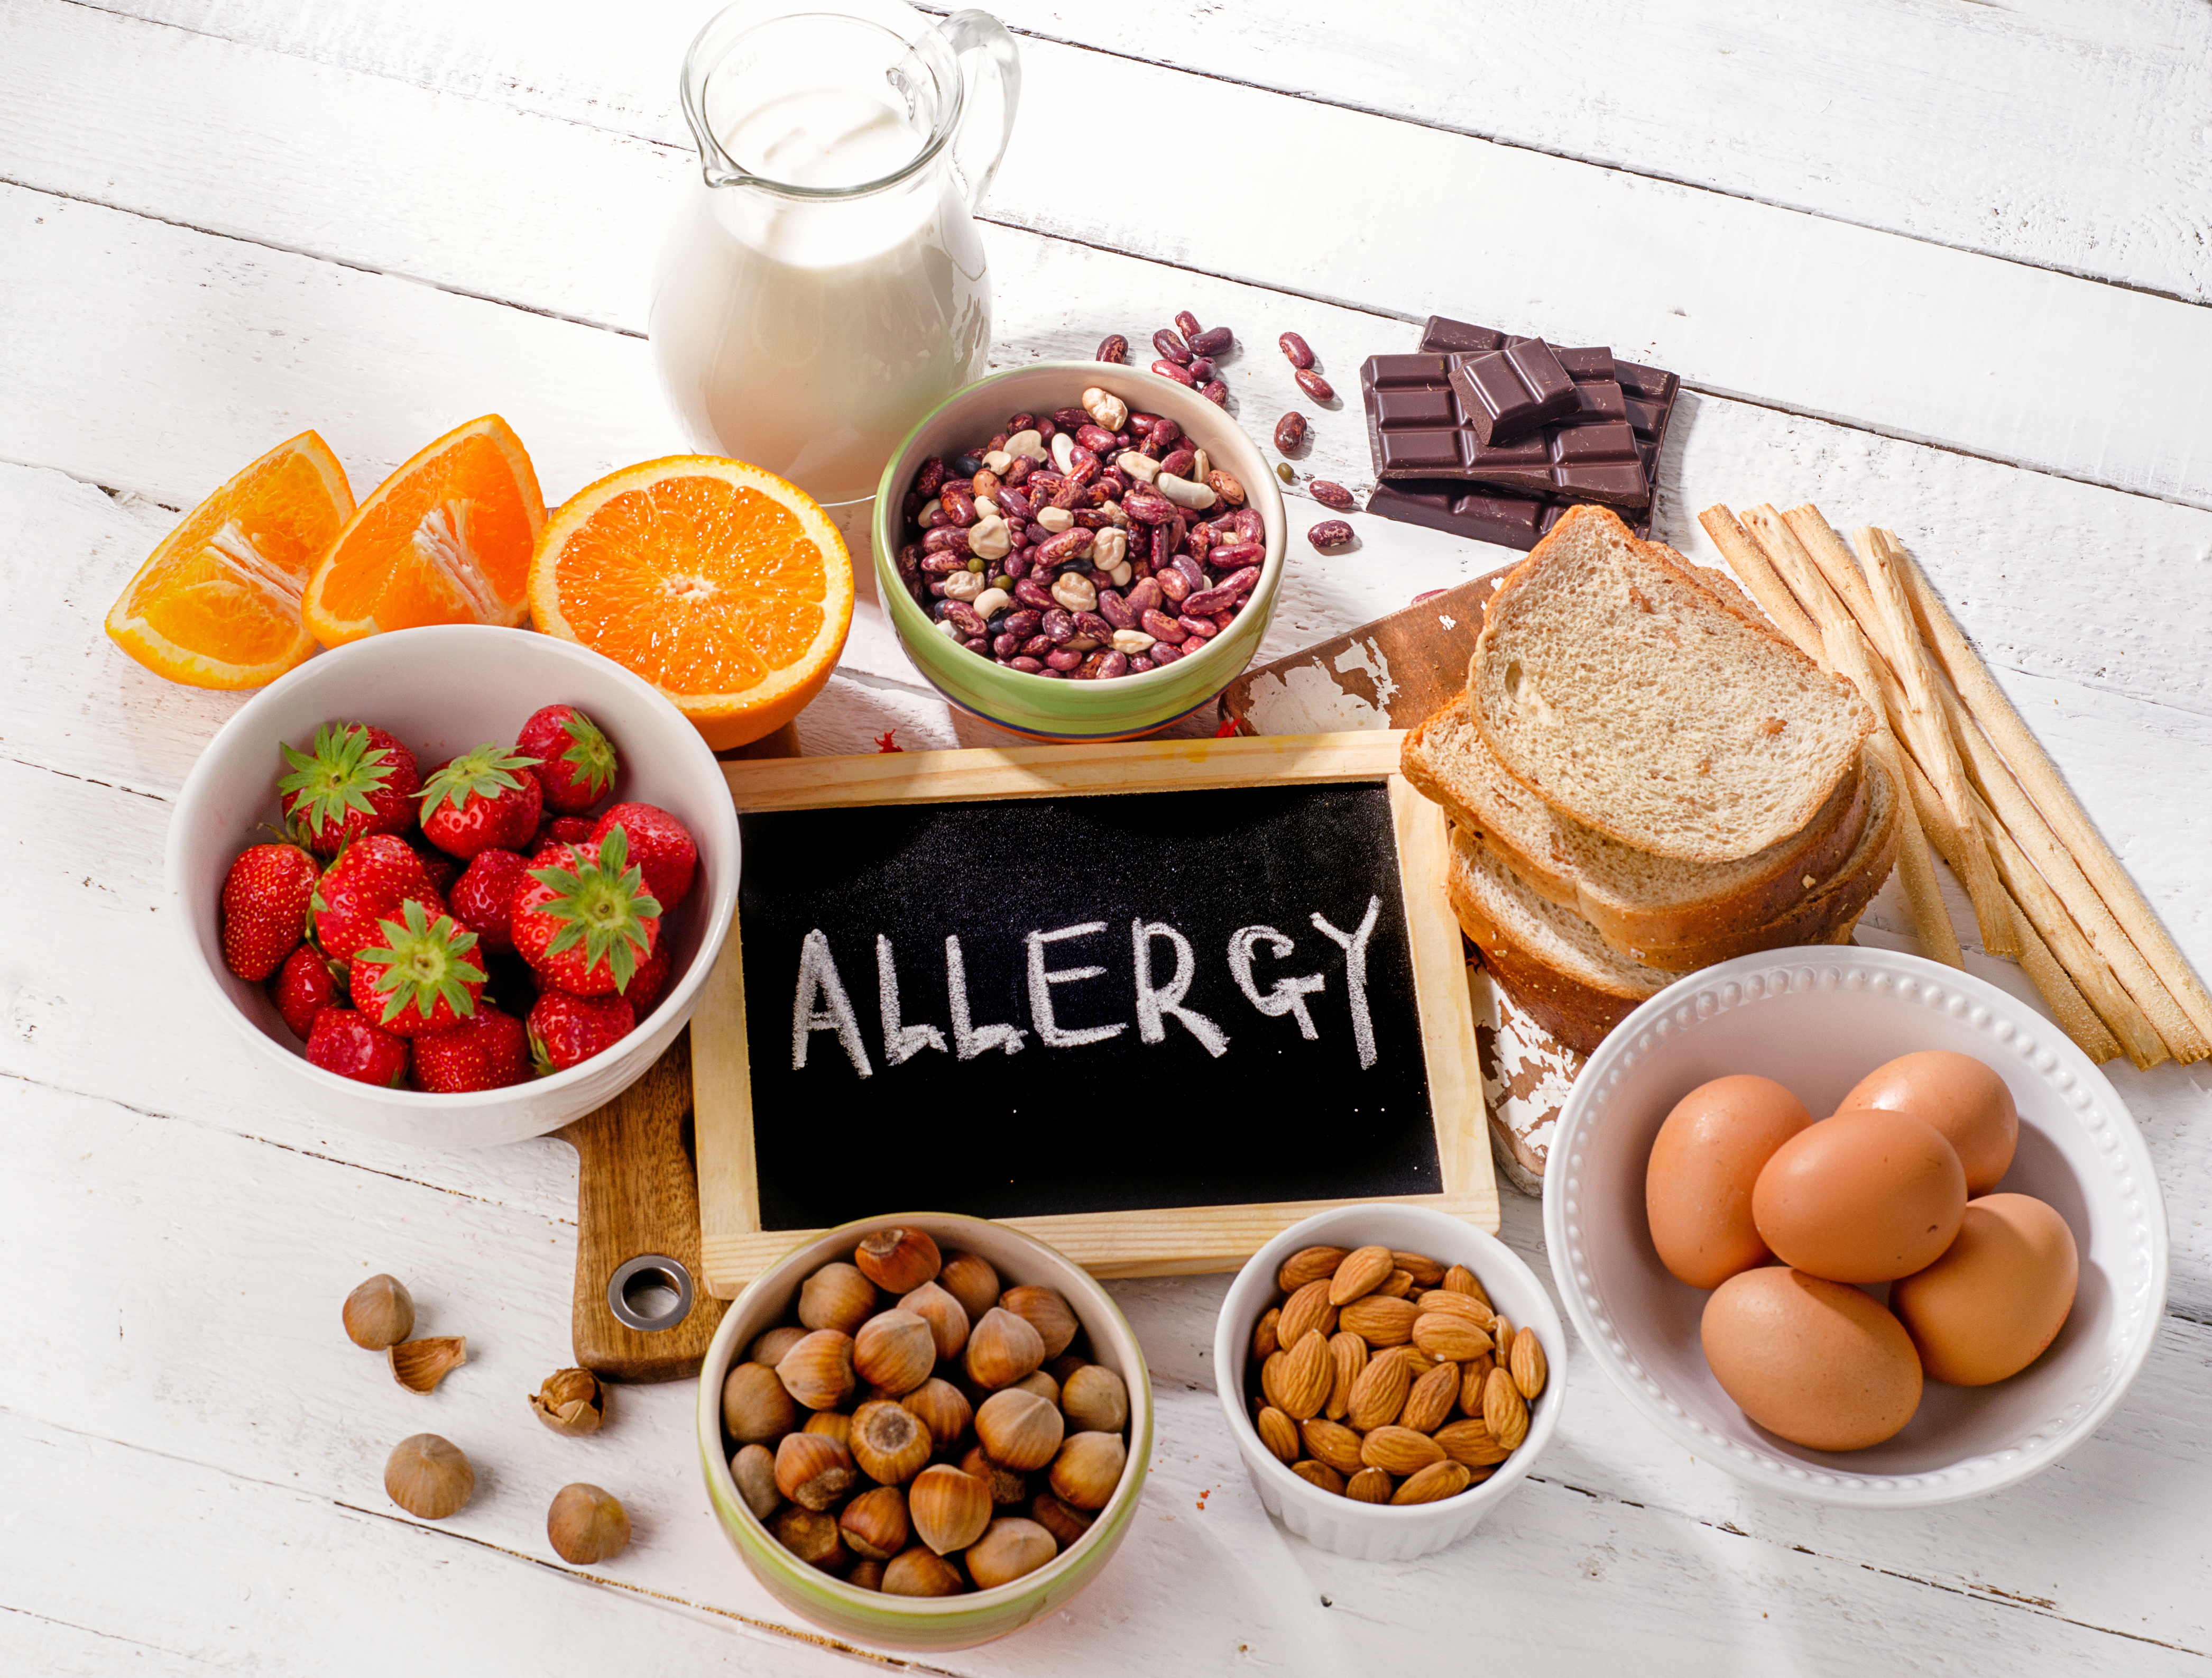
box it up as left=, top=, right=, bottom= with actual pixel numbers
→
left=1308, top=519, right=1356, bottom=551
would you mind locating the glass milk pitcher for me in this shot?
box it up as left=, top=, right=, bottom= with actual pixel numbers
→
left=650, top=0, right=1020, bottom=507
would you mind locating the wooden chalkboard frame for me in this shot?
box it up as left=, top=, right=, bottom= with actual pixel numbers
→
left=690, top=731, right=1495, bottom=1296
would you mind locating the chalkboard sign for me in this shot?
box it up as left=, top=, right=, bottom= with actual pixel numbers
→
left=692, top=733, right=1492, bottom=1294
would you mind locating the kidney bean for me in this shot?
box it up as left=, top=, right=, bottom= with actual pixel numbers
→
left=1183, top=568, right=1259, bottom=616
left=1069, top=506, right=1114, bottom=528
left=1311, top=481, right=1356, bottom=511
left=1178, top=614, right=1219, bottom=640
left=1188, top=325, right=1233, bottom=357
left=992, top=630, right=1022, bottom=657
left=1095, top=650, right=1130, bottom=680
left=940, top=484, right=976, bottom=527
left=1003, top=609, right=1041, bottom=639
left=996, top=485, right=1034, bottom=521
left=916, top=456, right=947, bottom=497
left=1041, top=608, right=1075, bottom=643
left=1002, top=555, right=1028, bottom=579
left=1094, top=335, right=1127, bottom=364
left=1020, top=633, right=1054, bottom=657
left=1072, top=610, right=1114, bottom=645
left=1155, top=567, right=1190, bottom=604
left=1010, top=656, right=1047, bottom=673
left=1307, top=519, right=1356, bottom=550
left=1209, top=542, right=1264, bottom=571
left=1149, top=639, right=1185, bottom=666
left=1149, top=417, right=1182, bottom=448
left=1076, top=424, right=1119, bottom=455
left=1003, top=456, right=1035, bottom=487
left=1037, top=528, right=1094, bottom=566
left=1007, top=412, right=1035, bottom=430
left=1159, top=447, right=1196, bottom=480
left=1042, top=408, right=1080, bottom=432
left=1274, top=412, right=1307, bottom=453
left=1122, top=488, right=1176, bottom=526
left=1050, top=476, right=1087, bottom=510
left=1151, top=359, right=1197, bottom=388
left=1014, top=577, right=1057, bottom=611
left=1172, top=553, right=1208, bottom=592
left=1188, top=357, right=1216, bottom=383
left=1046, top=648, right=1082, bottom=672
left=1128, top=576, right=1164, bottom=613
left=1208, top=469, right=1247, bottom=507
left=1187, top=522, right=1214, bottom=563
left=1140, top=608, right=1188, bottom=642
left=971, top=467, right=1003, bottom=503
left=1064, top=453, right=1100, bottom=489
left=1129, top=655, right=1154, bottom=674
left=1152, top=329, right=1192, bottom=365
left=1174, top=310, right=1202, bottom=340
left=1035, top=417, right=1057, bottom=441
left=1202, top=381, right=1229, bottom=406
left=901, top=489, right=924, bottom=522
left=963, top=634, right=989, bottom=653
left=1231, top=508, right=1264, bottom=544
left=1099, top=590, right=1138, bottom=630
left=1295, top=368, right=1335, bottom=402
left=1278, top=331, right=1315, bottom=370
left=938, top=599, right=985, bottom=636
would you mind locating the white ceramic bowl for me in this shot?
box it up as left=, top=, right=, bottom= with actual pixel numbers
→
left=1545, top=945, right=2169, bottom=1507
left=165, top=625, right=740, bottom=1148
left=696, top=1213, right=1154, bottom=1651
left=1212, top=1203, right=1566, bottom=1561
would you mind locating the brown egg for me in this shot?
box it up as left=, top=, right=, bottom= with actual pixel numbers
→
left=1645, top=1075, right=1814, bottom=1289
left=1752, top=1108, right=1966, bottom=1283
left=1840, top=1051, right=2019, bottom=1194
left=1700, top=1268, right=1923, bottom=1450
left=1891, top=1194, right=2079, bottom=1385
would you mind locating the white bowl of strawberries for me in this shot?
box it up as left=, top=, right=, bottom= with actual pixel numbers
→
left=167, top=625, right=740, bottom=1147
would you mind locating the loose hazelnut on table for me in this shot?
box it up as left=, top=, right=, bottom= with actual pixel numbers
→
left=530, top=1367, right=607, bottom=1436
left=385, top=1433, right=474, bottom=1520
left=547, top=1483, right=631, bottom=1564
left=343, top=1273, right=414, bottom=1350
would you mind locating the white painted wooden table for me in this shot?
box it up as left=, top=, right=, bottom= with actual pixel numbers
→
left=5, top=2, right=2210, bottom=1670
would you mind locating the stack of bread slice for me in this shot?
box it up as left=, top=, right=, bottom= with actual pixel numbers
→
left=1404, top=505, right=1900, bottom=1054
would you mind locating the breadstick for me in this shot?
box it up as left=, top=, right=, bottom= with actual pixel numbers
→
left=1700, top=505, right=1962, bottom=968
left=1879, top=527, right=2212, bottom=1045
left=1744, top=507, right=2015, bottom=956
left=1896, top=752, right=2128, bottom=1064
left=1782, top=506, right=1883, bottom=638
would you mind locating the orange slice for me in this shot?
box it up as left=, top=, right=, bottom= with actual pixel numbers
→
left=105, top=431, right=354, bottom=689
left=528, top=456, right=853, bottom=749
left=302, top=415, right=543, bottom=646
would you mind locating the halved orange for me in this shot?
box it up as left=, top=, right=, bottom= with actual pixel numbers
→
left=105, top=431, right=354, bottom=689
left=528, top=456, right=853, bottom=749
left=302, top=415, right=543, bottom=646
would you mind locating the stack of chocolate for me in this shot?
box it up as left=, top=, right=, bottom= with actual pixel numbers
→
left=1361, top=316, right=1679, bottom=551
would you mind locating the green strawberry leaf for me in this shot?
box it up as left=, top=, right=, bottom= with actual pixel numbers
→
left=360, top=898, right=486, bottom=1022
left=277, top=723, right=395, bottom=838
left=524, top=827, right=661, bottom=990
left=418, top=742, right=542, bottom=819
left=558, top=710, right=617, bottom=800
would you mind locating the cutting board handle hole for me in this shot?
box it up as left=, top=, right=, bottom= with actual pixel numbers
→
left=608, top=1253, right=695, bottom=1333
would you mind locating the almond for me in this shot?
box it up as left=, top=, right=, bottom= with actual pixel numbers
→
left=1299, top=1417, right=1366, bottom=1477
left=1491, top=1315, right=1516, bottom=1363
left=1360, top=1424, right=1446, bottom=1475
left=1483, top=1366, right=1530, bottom=1452
left=1442, top=1264, right=1491, bottom=1306
left=1510, top=1327, right=1548, bottom=1402
left=1325, top=1331, right=1367, bottom=1420
left=1401, top=1361, right=1460, bottom=1435
left=1412, top=1312, right=1494, bottom=1363
left=1326, top=1245, right=1394, bottom=1306
left=1417, top=1289, right=1496, bottom=1330
left=1276, top=1245, right=1350, bottom=1292
left=1339, top=1295, right=1417, bottom=1347
left=1345, top=1347, right=1412, bottom=1431
left=1392, top=1251, right=1447, bottom=1287
left=1256, top=1405, right=1300, bottom=1464
left=1376, top=1268, right=1417, bottom=1299
left=1291, top=1459, right=1345, bottom=1496
left=1435, top=1417, right=1514, bottom=1468
left=1345, top=1466, right=1394, bottom=1505
left=1458, top=1354, right=1496, bottom=1417
left=1390, top=1461, right=1472, bottom=1505
left=1258, top=1350, right=1292, bottom=1413
left=1278, top=1329, right=1333, bottom=1420
left=1276, top=1279, right=1338, bottom=1348
left=1399, top=1347, right=1441, bottom=1378
left=1251, top=1306, right=1281, bottom=1363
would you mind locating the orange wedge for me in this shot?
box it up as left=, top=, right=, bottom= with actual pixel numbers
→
left=105, top=431, right=354, bottom=689
left=302, top=415, right=543, bottom=646
left=528, top=456, right=852, bottom=749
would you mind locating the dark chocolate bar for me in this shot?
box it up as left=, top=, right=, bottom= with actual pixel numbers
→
left=1362, top=354, right=1648, bottom=509
left=1423, top=315, right=1680, bottom=478
left=1457, top=337, right=1577, bottom=445
left=1365, top=482, right=1651, bottom=548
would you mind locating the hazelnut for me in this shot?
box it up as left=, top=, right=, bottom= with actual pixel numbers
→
left=966, top=1517, right=1058, bottom=1590
left=389, top=1336, right=467, bottom=1395
left=936, top=1250, right=1001, bottom=1323
left=899, top=1281, right=971, bottom=1361
left=776, top=1329, right=856, bottom=1411
left=958, top=1443, right=1028, bottom=1507
left=772, top=1505, right=849, bottom=1572
left=547, top=1483, right=630, bottom=1564
left=1028, top=1490, right=1095, bottom=1551
left=901, top=1377, right=973, bottom=1453
left=838, top=1484, right=910, bottom=1561
left=384, top=1433, right=473, bottom=1519
left=882, top=1544, right=965, bottom=1597
left=998, top=1286, right=1079, bottom=1360
left=850, top=1399, right=932, bottom=1486
left=852, top=1309, right=936, bottom=1396
left=1048, top=1431, right=1126, bottom=1511
left=963, top=1308, right=1045, bottom=1390
left=723, top=1361, right=799, bottom=1445
left=1061, top=1364, right=1129, bottom=1435
left=343, top=1273, right=415, bottom=1350
left=803, top=1409, right=853, bottom=1449
left=730, top=1442, right=780, bottom=1521
left=847, top=1558, right=886, bottom=1591
left=775, top=1431, right=857, bottom=1511
left=974, top=1388, right=1065, bottom=1472
left=908, top=1463, right=991, bottom=1556
left=750, top=1324, right=808, bottom=1367
left=530, top=1367, right=607, bottom=1436
left=1045, top=1352, right=1090, bottom=1386
left=854, top=1226, right=942, bottom=1294
left=1010, top=1369, right=1059, bottom=1407
left=798, top=1262, right=878, bottom=1335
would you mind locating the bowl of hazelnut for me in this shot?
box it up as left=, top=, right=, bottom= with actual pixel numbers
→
left=1213, top=1203, right=1566, bottom=1562
left=873, top=360, right=1287, bottom=742
left=696, top=1214, right=1153, bottom=1652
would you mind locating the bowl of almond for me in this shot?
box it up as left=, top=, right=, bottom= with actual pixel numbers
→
left=1213, top=1204, right=1565, bottom=1560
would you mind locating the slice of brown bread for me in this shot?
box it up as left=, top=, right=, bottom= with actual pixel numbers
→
left=1471, top=505, right=1875, bottom=864
left=1404, top=692, right=1869, bottom=954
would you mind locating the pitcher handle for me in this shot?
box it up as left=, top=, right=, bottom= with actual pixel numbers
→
left=934, top=9, right=1021, bottom=210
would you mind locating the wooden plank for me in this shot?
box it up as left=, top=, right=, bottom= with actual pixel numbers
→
left=1390, top=778, right=1491, bottom=1211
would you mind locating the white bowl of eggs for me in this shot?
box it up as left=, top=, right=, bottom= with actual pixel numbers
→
left=1543, top=945, right=2168, bottom=1508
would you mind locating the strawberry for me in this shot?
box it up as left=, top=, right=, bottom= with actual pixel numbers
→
left=418, top=742, right=543, bottom=858
left=541, top=815, right=596, bottom=848
left=312, top=833, right=444, bottom=964
left=220, top=841, right=320, bottom=980
left=513, top=828, right=661, bottom=997
left=279, top=722, right=420, bottom=857
left=410, top=836, right=462, bottom=898
left=625, top=942, right=672, bottom=1017
left=349, top=900, right=487, bottom=1037
left=271, top=944, right=347, bottom=1039
left=449, top=847, right=530, bottom=952
left=306, top=1008, right=409, bottom=1087
left=590, top=802, right=697, bottom=912
left=517, top=704, right=619, bottom=815
left=413, top=1006, right=531, bottom=1092
left=528, top=989, right=636, bottom=1074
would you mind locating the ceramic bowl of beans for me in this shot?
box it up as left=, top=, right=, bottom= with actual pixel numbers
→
left=873, top=359, right=1287, bottom=742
